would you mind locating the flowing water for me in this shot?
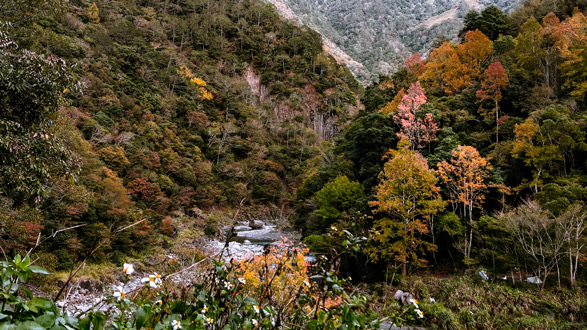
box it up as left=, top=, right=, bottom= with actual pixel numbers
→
left=58, top=220, right=298, bottom=316
left=205, top=220, right=300, bottom=260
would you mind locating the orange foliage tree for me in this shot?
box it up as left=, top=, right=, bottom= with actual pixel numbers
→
left=477, top=61, right=509, bottom=143
left=369, top=139, right=445, bottom=275
left=404, top=53, right=426, bottom=79
left=436, top=145, right=492, bottom=263
left=422, top=30, right=493, bottom=95
left=546, top=10, right=587, bottom=104
left=235, top=239, right=311, bottom=312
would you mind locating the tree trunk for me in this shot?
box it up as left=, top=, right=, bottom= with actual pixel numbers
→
left=495, top=99, right=499, bottom=143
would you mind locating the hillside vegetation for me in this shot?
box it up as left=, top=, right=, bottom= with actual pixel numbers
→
left=0, top=0, right=361, bottom=268
left=0, top=0, right=586, bottom=329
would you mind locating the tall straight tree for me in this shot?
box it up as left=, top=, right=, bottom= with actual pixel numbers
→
left=477, top=61, right=509, bottom=143
left=369, top=138, right=445, bottom=275
left=437, top=145, right=492, bottom=264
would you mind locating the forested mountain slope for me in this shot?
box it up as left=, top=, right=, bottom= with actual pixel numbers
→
left=294, top=0, right=587, bottom=291
left=266, top=0, right=524, bottom=83
left=0, top=0, right=361, bottom=267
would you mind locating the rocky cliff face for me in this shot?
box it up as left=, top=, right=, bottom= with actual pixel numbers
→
left=265, top=0, right=522, bottom=84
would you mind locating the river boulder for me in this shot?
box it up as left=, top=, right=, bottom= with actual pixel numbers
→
left=248, top=219, right=264, bottom=229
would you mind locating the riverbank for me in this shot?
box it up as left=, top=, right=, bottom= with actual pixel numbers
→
left=30, top=218, right=297, bottom=317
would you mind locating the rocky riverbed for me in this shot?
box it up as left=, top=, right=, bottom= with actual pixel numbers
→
left=55, top=220, right=296, bottom=317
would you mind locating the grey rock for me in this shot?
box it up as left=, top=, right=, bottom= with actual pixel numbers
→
left=393, top=289, right=414, bottom=305
left=78, top=280, right=104, bottom=293
left=248, top=219, right=264, bottom=229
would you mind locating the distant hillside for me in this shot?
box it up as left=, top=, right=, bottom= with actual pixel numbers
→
left=0, top=0, right=362, bottom=266
left=266, top=0, right=522, bottom=83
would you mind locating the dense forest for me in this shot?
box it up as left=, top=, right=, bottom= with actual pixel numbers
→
left=1, top=0, right=587, bottom=329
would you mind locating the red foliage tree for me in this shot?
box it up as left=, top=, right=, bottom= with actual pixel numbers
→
left=393, top=81, right=439, bottom=149
left=160, top=217, right=175, bottom=237
left=405, top=53, right=426, bottom=78
left=477, top=61, right=509, bottom=142
left=127, top=177, right=163, bottom=205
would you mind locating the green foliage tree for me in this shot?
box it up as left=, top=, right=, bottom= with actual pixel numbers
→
left=0, top=30, right=79, bottom=205
left=511, top=105, right=586, bottom=193
left=334, top=112, right=397, bottom=191
left=314, top=176, right=364, bottom=229
left=460, top=6, right=509, bottom=40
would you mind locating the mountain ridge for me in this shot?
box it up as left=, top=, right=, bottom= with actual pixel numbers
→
left=264, top=0, right=523, bottom=84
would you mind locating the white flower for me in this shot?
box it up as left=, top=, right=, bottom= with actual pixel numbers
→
left=253, top=305, right=260, bottom=314
left=171, top=319, right=182, bottom=330
left=153, top=272, right=163, bottom=285
left=123, top=263, right=134, bottom=275
left=303, top=279, right=311, bottom=288
left=415, top=308, right=424, bottom=319
left=206, top=317, right=214, bottom=325
left=201, top=305, right=209, bottom=314
left=224, top=281, right=233, bottom=290
left=141, top=273, right=163, bottom=288
left=408, top=298, right=419, bottom=309
left=252, top=319, right=258, bottom=326
left=155, top=299, right=162, bottom=305
left=238, top=277, right=246, bottom=285
left=331, top=225, right=337, bottom=231
left=113, top=286, right=126, bottom=301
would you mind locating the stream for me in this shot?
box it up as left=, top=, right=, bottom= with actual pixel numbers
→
left=57, top=220, right=297, bottom=316
left=205, top=220, right=300, bottom=260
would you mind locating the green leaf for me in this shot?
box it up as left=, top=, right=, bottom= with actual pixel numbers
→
left=134, top=307, right=148, bottom=330
left=15, top=321, right=44, bottom=330
left=29, top=266, right=51, bottom=275
left=78, top=317, right=90, bottom=330
left=243, top=297, right=257, bottom=305
left=34, top=314, right=56, bottom=328
left=28, top=298, right=55, bottom=311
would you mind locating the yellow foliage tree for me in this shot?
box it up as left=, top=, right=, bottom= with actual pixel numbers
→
left=379, top=88, right=404, bottom=116
left=235, top=239, right=311, bottom=311
left=437, top=145, right=492, bottom=263
left=88, top=3, right=100, bottom=24
left=369, top=138, right=445, bottom=275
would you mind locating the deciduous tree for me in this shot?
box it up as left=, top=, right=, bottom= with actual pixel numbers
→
left=477, top=61, right=509, bottom=143
left=404, top=53, right=426, bottom=80
left=369, top=139, right=445, bottom=275
left=511, top=105, right=586, bottom=193
left=502, top=201, right=567, bottom=290
left=548, top=11, right=587, bottom=105
left=437, top=145, right=492, bottom=263
left=393, top=81, right=439, bottom=149
left=422, top=30, right=493, bottom=95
